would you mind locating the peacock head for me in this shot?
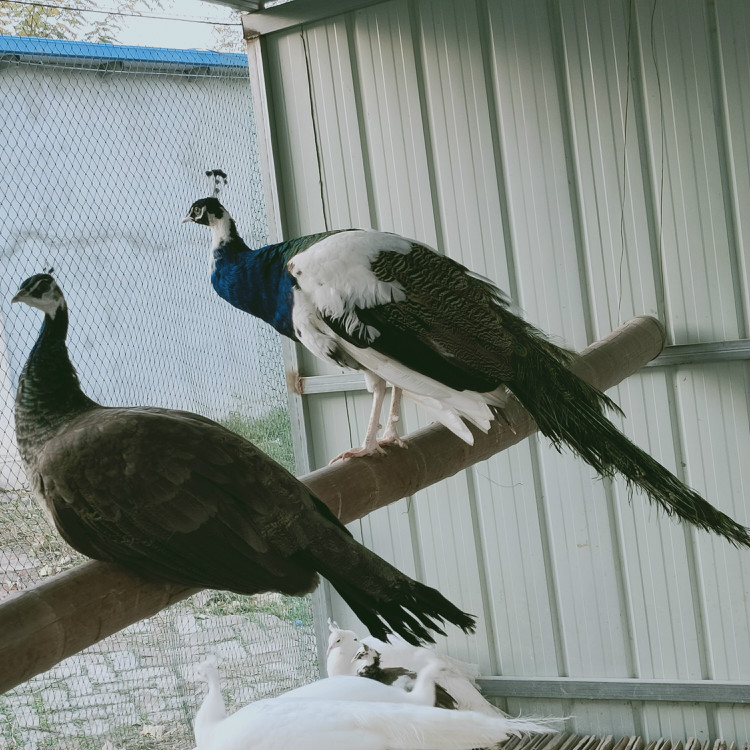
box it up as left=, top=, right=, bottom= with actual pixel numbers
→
left=351, top=643, right=378, bottom=667
left=12, top=273, right=66, bottom=318
left=181, top=197, right=226, bottom=227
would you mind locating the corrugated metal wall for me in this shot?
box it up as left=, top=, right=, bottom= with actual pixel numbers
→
left=253, top=0, right=749, bottom=740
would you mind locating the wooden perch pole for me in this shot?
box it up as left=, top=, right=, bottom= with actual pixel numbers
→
left=0, top=316, right=665, bottom=695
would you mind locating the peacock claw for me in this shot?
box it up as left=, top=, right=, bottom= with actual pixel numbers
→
left=329, top=443, right=388, bottom=463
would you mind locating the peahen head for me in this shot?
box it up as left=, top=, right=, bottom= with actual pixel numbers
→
left=12, top=273, right=66, bottom=319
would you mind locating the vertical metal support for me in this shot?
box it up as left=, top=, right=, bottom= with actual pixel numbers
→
left=245, top=35, right=281, bottom=245
left=245, top=33, right=334, bottom=676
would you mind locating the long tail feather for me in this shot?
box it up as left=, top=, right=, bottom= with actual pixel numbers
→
left=509, top=339, right=750, bottom=547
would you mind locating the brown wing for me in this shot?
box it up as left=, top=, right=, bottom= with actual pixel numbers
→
left=36, top=405, right=347, bottom=595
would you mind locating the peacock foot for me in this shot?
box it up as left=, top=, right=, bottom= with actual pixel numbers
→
left=329, top=442, right=388, bottom=463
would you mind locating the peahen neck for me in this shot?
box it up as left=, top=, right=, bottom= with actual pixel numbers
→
left=15, top=307, right=97, bottom=465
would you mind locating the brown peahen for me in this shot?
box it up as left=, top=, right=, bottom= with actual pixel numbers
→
left=11, top=272, right=475, bottom=645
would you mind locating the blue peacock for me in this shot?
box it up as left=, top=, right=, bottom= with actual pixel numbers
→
left=183, top=171, right=750, bottom=548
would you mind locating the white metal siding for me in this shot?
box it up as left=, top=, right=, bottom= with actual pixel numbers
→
left=255, top=0, right=750, bottom=740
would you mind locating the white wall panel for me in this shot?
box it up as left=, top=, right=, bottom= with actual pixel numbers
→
left=265, top=32, right=326, bottom=238
left=417, top=0, right=510, bottom=283
left=558, top=0, right=661, bottom=338
left=353, top=1, right=438, bottom=243
left=676, top=362, right=750, bottom=740
left=635, top=0, right=740, bottom=345
left=713, top=0, right=750, bottom=335
left=610, top=371, right=711, bottom=738
left=676, top=363, right=750, bottom=672
left=484, top=8, right=638, bottom=732
left=260, top=0, right=750, bottom=739
left=474, top=444, right=560, bottom=677
left=305, top=18, right=374, bottom=230
left=486, top=0, right=589, bottom=347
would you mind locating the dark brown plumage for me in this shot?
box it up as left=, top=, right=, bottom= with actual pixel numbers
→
left=11, top=273, right=475, bottom=645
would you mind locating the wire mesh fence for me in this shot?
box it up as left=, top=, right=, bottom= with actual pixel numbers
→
left=0, top=36, right=317, bottom=750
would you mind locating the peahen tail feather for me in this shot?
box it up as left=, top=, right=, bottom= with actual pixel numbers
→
left=508, top=338, right=750, bottom=548
left=299, top=544, right=476, bottom=646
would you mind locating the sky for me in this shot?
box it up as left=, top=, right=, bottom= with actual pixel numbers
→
left=113, top=0, right=245, bottom=51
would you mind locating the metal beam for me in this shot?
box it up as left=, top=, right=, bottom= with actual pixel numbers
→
left=201, top=0, right=261, bottom=11
left=645, top=338, right=750, bottom=367
left=476, top=676, right=750, bottom=704
left=241, top=0, right=383, bottom=38
left=295, top=372, right=368, bottom=394
left=296, top=338, right=750, bottom=396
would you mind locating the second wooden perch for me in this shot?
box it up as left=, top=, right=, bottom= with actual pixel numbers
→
left=0, top=315, right=665, bottom=695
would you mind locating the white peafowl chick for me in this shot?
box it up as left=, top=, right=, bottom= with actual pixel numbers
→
left=326, top=619, right=505, bottom=716
left=192, top=656, right=554, bottom=750
left=351, top=643, right=458, bottom=709
left=279, top=653, right=446, bottom=707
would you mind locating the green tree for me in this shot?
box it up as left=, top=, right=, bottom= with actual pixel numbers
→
left=0, top=1, right=86, bottom=39
left=84, top=0, right=165, bottom=45
left=0, top=0, right=164, bottom=44
left=210, top=6, right=244, bottom=53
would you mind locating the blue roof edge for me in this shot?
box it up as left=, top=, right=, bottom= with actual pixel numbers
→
left=0, top=34, right=248, bottom=69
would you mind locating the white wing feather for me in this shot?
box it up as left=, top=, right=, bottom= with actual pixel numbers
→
left=289, top=231, right=508, bottom=442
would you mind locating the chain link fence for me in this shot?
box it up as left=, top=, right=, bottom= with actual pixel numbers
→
left=0, top=36, right=317, bottom=750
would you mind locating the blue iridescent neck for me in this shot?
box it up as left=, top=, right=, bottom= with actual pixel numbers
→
left=211, top=241, right=297, bottom=340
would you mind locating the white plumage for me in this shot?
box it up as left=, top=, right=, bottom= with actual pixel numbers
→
left=192, top=656, right=553, bottom=750
left=283, top=659, right=444, bottom=707
left=288, top=229, right=507, bottom=458
left=325, top=620, right=506, bottom=716
left=289, top=230, right=410, bottom=336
